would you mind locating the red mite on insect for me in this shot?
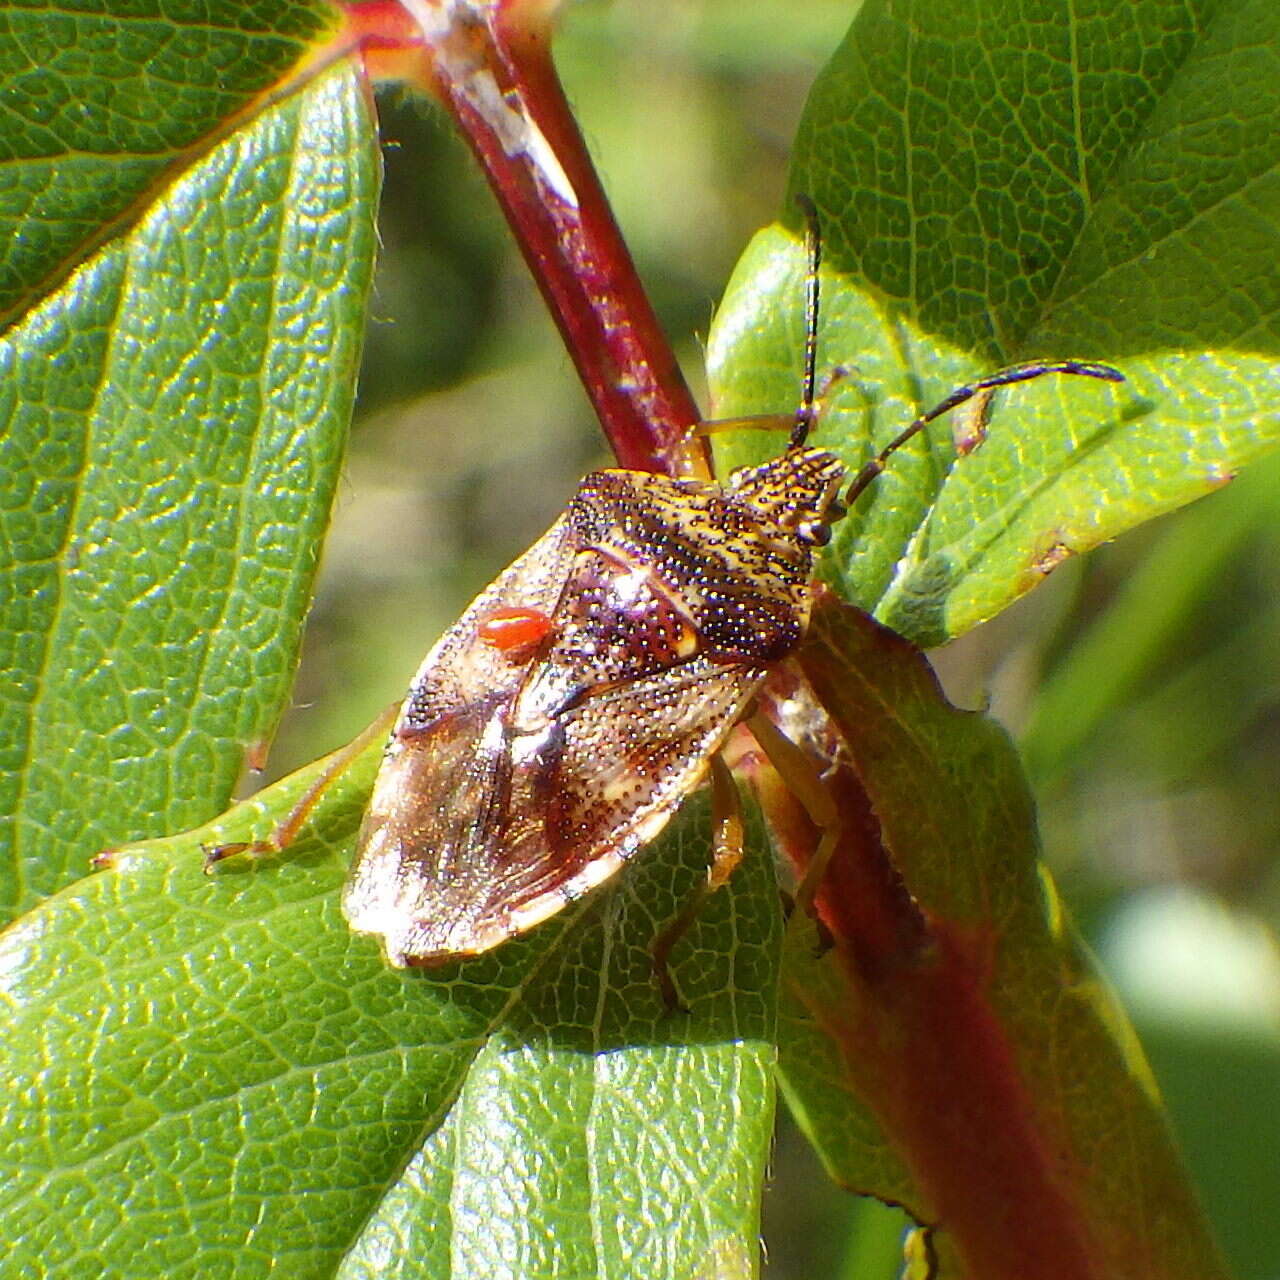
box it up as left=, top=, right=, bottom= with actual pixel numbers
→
left=476, top=605, right=557, bottom=661
left=208, top=204, right=1123, bottom=970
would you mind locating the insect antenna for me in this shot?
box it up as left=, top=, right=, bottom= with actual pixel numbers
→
left=843, top=359, right=1125, bottom=508
left=790, top=193, right=823, bottom=449
left=690, top=196, right=831, bottom=448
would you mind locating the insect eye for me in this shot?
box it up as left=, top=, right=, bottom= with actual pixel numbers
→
left=797, top=520, right=832, bottom=548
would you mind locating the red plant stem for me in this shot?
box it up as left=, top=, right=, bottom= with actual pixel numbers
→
left=795, top=764, right=1100, bottom=1280
left=757, top=774, right=1105, bottom=1279
left=757, top=599, right=1110, bottom=1280
left=360, top=1, right=705, bottom=476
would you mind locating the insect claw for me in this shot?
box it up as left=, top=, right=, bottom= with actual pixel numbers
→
left=203, top=841, right=245, bottom=872
left=202, top=838, right=276, bottom=873
left=817, top=363, right=852, bottom=401
left=778, top=888, right=835, bottom=958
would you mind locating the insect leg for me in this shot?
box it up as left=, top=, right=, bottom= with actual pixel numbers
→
left=202, top=702, right=399, bottom=872
left=843, top=359, right=1125, bottom=508
left=690, top=411, right=798, bottom=438
left=745, top=710, right=841, bottom=920
left=651, top=753, right=746, bottom=1012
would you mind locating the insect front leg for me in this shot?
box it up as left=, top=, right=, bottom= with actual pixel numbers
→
left=651, top=754, right=747, bottom=1012
left=201, top=702, right=399, bottom=872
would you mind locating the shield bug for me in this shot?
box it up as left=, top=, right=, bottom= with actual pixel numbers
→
left=209, top=205, right=1122, bottom=969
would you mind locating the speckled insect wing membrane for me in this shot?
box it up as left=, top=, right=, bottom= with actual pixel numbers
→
left=343, top=445, right=845, bottom=966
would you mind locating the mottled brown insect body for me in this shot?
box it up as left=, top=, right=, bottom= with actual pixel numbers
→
left=198, top=197, right=1119, bottom=974
left=344, top=446, right=845, bottom=965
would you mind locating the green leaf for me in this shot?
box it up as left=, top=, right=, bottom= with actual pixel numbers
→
left=0, top=0, right=339, bottom=329
left=0, top=738, right=780, bottom=1278
left=704, top=1, right=1264, bottom=1272
left=0, top=39, right=377, bottom=918
left=0, top=4, right=780, bottom=1274
left=334, top=782, right=781, bottom=1280
left=708, top=0, right=1280, bottom=647
left=777, top=603, right=1228, bottom=1279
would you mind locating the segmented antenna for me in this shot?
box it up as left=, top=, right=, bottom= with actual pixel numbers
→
left=748, top=197, right=1123, bottom=494
left=792, top=193, right=823, bottom=449
left=843, top=359, right=1125, bottom=507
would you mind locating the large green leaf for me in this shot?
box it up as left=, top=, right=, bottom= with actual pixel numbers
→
left=709, top=0, right=1280, bottom=647
left=1, top=735, right=780, bottom=1277
left=701, top=0, right=1272, bottom=1273
left=0, top=18, right=375, bottom=919
left=0, top=3, right=781, bottom=1274
left=0, top=0, right=338, bottom=329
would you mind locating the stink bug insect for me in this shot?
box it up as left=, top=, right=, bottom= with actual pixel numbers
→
left=209, top=204, right=1122, bottom=969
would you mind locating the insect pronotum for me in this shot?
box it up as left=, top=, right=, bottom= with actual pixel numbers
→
left=208, top=202, right=1123, bottom=970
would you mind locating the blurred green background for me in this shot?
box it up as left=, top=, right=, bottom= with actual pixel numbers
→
left=268, top=2, right=1280, bottom=1275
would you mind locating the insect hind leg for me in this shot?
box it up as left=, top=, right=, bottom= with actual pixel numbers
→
left=650, top=703, right=846, bottom=1012
left=202, top=703, right=398, bottom=872
left=745, top=710, right=841, bottom=922
left=651, top=754, right=747, bottom=1012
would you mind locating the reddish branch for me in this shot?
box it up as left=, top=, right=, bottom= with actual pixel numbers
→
left=342, top=0, right=705, bottom=475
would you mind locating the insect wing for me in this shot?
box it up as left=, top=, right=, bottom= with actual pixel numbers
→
left=507, top=654, right=765, bottom=920
left=343, top=513, right=578, bottom=963
left=349, top=654, right=764, bottom=967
